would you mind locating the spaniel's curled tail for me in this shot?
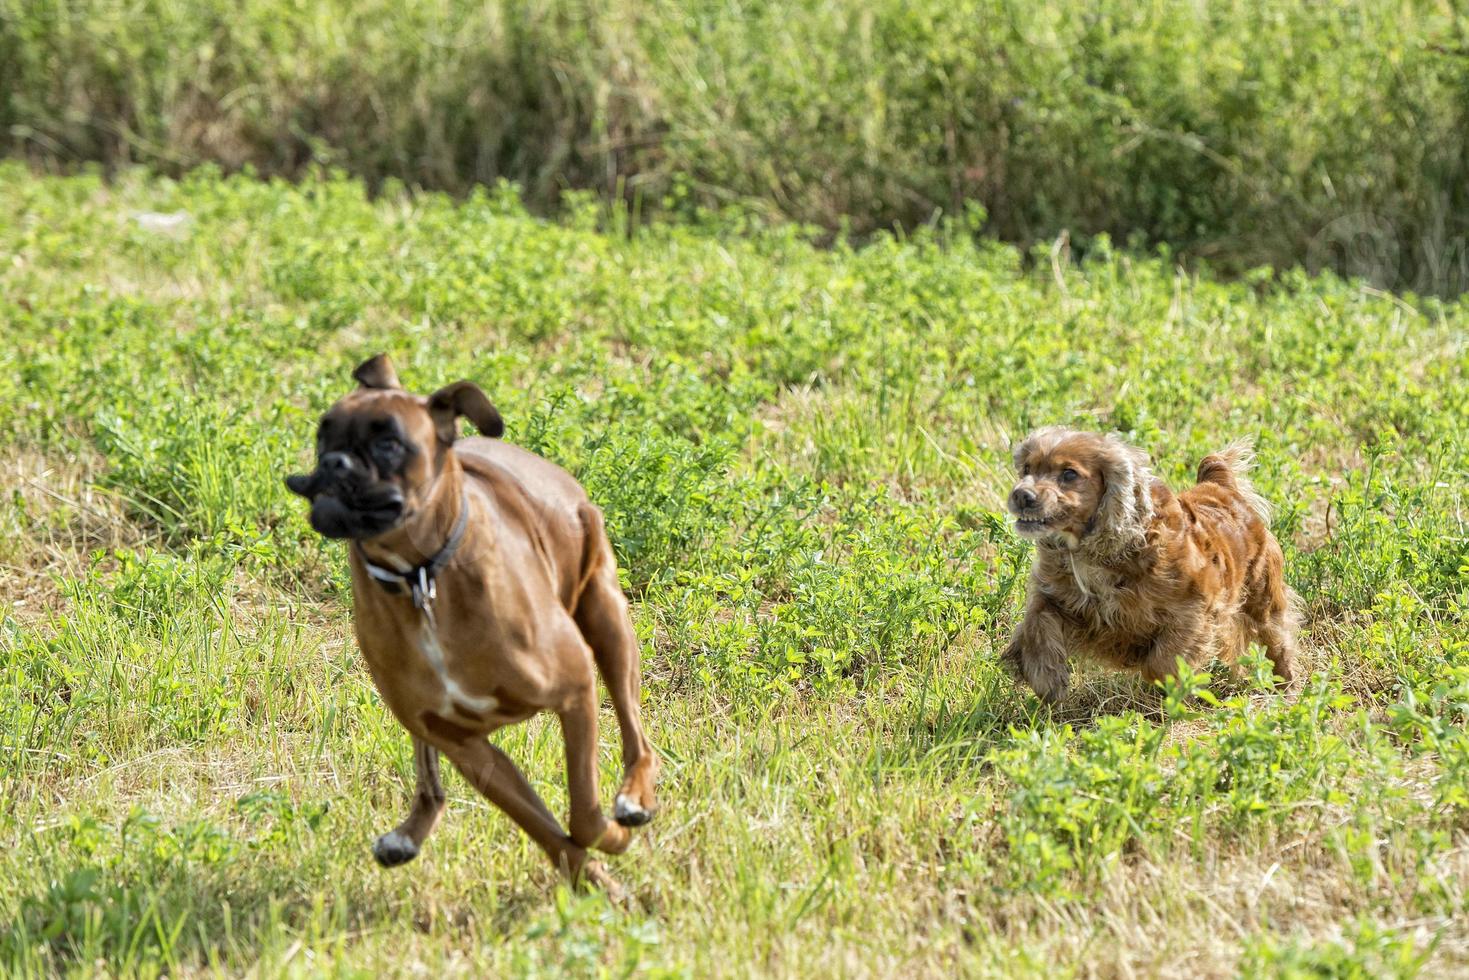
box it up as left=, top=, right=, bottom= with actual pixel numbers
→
left=1197, top=439, right=1271, bottom=522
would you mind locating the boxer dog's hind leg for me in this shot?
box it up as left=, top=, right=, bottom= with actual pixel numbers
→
left=373, top=736, right=446, bottom=868
left=438, top=734, right=620, bottom=893
left=557, top=668, right=632, bottom=855
left=573, top=551, right=659, bottom=828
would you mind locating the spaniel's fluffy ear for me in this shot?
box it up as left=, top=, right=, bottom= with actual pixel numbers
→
left=1090, top=436, right=1154, bottom=551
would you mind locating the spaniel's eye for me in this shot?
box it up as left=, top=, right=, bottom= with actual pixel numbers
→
left=1021, top=464, right=1031, bottom=476
left=1060, top=468, right=1079, bottom=482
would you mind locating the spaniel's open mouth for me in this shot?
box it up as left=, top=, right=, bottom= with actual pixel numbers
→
left=1013, top=516, right=1053, bottom=531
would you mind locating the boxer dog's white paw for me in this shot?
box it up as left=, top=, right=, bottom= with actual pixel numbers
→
left=613, top=793, right=652, bottom=827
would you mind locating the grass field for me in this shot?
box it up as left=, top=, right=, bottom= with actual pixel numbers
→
left=1, top=164, right=1467, bottom=976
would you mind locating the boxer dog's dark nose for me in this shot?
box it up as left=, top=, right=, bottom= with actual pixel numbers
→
left=321, top=451, right=355, bottom=477
left=1010, top=486, right=1038, bottom=511
left=284, top=473, right=315, bottom=497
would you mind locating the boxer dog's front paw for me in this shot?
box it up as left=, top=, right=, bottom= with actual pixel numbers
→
left=613, top=793, right=653, bottom=827
left=372, top=831, right=420, bottom=867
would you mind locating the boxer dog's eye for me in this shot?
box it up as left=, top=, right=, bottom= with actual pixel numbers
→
left=371, top=436, right=405, bottom=470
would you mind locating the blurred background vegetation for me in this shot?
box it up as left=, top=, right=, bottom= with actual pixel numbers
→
left=4, top=0, right=1469, bottom=293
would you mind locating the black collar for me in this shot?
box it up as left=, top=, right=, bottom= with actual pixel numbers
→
left=354, top=489, right=470, bottom=613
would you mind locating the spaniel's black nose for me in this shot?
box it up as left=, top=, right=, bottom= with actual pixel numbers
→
left=1010, top=486, right=1038, bottom=511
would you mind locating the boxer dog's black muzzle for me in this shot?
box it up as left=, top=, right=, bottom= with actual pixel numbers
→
left=286, top=450, right=405, bottom=540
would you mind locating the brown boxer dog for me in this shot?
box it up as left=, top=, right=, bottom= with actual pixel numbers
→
left=286, top=354, right=658, bottom=895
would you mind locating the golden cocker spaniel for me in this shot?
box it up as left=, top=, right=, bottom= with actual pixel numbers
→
left=1002, top=428, right=1299, bottom=702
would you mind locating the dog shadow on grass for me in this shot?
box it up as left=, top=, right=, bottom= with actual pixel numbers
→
left=894, top=656, right=1289, bottom=772
left=0, top=836, right=563, bottom=973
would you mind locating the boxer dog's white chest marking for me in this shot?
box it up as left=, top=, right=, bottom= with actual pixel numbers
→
left=371, top=550, right=498, bottom=717
left=415, top=623, right=499, bottom=716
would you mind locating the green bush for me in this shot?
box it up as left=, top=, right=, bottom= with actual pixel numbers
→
left=4, top=1, right=1469, bottom=290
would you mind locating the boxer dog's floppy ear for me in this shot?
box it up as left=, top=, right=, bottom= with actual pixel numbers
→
left=353, top=354, right=402, bottom=390
left=427, top=381, right=505, bottom=443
